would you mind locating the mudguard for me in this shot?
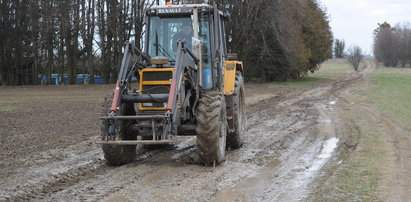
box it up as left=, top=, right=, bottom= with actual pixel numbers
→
left=223, top=61, right=243, bottom=95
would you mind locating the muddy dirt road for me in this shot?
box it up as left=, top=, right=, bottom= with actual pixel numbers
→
left=0, top=61, right=392, bottom=201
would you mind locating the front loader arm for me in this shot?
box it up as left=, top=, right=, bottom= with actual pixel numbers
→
left=111, top=42, right=150, bottom=114
left=165, top=41, right=199, bottom=135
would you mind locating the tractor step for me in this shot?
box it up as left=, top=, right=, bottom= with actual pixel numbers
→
left=131, top=124, right=164, bottom=128
left=101, top=115, right=165, bottom=120
left=97, top=140, right=173, bottom=145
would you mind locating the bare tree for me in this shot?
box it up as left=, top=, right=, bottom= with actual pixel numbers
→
left=374, top=22, right=411, bottom=68
left=346, top=45, right=363, bottom=71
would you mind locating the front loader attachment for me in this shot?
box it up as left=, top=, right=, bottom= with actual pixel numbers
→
left=99, top=41, right=200, bottom=146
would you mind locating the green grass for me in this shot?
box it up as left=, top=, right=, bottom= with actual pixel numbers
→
left=315, top=60, right=353, bottom=74
left=312, top=103, right=383, bottom=201
left=311, top=65, right=411, bottom=201
left=367, top=68, right=411, bottom=131
left=334, top=120, right=383, bottom=201
left=326, top=67, right=411, bottom=200
left=274, top=59, right=353, bottom=87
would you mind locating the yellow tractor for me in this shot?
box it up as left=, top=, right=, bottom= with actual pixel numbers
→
left=101, top=3, right=245, bottom=166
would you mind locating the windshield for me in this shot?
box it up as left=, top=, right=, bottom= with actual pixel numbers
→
left=147, top=15, right=211, bottom=67
left=148, top=17, right=192, bottom=62
left=147, top=14, right=213, bottom=88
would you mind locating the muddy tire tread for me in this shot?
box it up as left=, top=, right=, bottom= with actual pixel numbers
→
left=101, top=95, right=136, bottom=166
left=196, top=93, right=226, bottom=166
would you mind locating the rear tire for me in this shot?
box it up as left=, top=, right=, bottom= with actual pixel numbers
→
left=226, top=72, right=246, bottom=149
left=196, top=93, right=227, bottom=166
left=101, top=96, right=136, bottom=166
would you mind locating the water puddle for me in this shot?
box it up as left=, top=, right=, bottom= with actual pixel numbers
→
left=329, top=100, right=337, bottom=105
left=307, top=137, right=339, bottom=172
left=319, top=119, right=332, bottom=123
left=283, top=137, right=340, bottom=200
left=213, top=159, right=281, bottom=201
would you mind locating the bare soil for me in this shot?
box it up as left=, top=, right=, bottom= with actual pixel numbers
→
left=0, top=61, right=409, bottom=201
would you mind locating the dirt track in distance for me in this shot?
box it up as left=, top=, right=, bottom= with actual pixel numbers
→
left=1, top=61, right=402, bottom=201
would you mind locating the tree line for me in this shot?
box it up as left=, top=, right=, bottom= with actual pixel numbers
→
left=0, top=0, right=152, bottom=85
left=0, top=0, right=333, bottom=85
left=205, top=0, right=333, bottom=81
left=374, top=22, right=411, bottom=67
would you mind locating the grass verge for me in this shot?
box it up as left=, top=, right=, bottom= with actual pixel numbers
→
left=316, top=60, right=354, bottom=75
left=275, top=59, right=353, bottom=87
left=365, top=67, right=411, bottom=131
left=311, top=102, right=383, bottom=201
left=309, top=62, right=411, bottom=201
left=312, top=65, right=411, bottom=201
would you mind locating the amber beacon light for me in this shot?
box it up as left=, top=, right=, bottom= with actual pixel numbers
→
left=166, top=2, right=172, bottom=5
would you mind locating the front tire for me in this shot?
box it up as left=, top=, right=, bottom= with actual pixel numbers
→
left=196, top=93, right=227, bottom=166
left=101, top=96, right=136, bottom=166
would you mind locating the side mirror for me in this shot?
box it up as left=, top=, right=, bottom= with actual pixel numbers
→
left=227, top=53, right=237, bottom=60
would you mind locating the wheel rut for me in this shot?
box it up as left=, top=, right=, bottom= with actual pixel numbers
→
left=0, top=64, right=368, bottom=201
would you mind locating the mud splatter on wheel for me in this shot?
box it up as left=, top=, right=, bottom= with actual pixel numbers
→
left=196, top=93, right=227, bottom=166
left=101, top=95, right=136, bottom=166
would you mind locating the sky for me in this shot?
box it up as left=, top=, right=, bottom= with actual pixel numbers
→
left=319, top=0, right=411, bottom=55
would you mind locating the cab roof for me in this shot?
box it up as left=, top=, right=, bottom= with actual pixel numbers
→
left=147, top=4, right=215, bottom=16
left=151, top=4, right=212, bottom=10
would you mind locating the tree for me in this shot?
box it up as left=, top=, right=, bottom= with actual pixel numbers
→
left=346, top=45, right=363, bottom=71
left=373, top=21, right=391, bottom=37
left=334, top=39, right=345, bottom=58
left=374, top=22, right=411, bottom=67
left=81, top=0, right=96, bottom=84
left=203, top=0, right=332, bottom=81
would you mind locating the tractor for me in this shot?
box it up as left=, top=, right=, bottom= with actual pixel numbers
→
left=100, top=3, right=245, bottom=166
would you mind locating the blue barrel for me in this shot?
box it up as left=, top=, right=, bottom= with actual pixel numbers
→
left=51, top=74, right=59, bottom=84
left=94, top=76, right=104, bottom=84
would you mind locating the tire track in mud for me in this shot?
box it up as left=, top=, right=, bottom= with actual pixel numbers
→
left=3, top=97, right=322, bottom=201
left=99, top=77, right=352, bottom=201
left=0, top=140, right=186, bottom=201
left=216, top=99, right=343, bottom=201
left=0, top=142, right=105, bottom=201
left=0, top=67, right=365, bottom=201
left=96, top=98, right=323, bottom=202
left=219, top=66, right=368, bottom=201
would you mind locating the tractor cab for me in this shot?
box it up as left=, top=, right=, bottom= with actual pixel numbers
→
left=145, top=4, right=227, bottom=89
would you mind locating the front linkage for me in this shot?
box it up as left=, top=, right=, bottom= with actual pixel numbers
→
left=103, top=40, right=200, bottom=142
